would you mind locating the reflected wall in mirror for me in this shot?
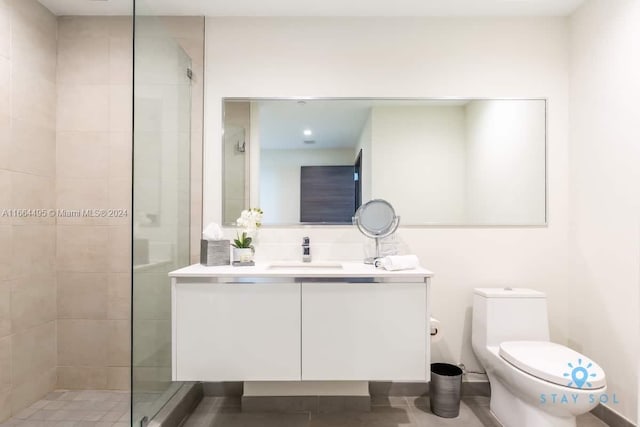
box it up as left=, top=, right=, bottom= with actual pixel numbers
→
left=222, top=98, right=547, bottom=226
left=222, top=101, right=250, bottom=224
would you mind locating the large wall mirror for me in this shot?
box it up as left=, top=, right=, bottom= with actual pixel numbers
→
left=222, top=98, right=547, bottom=226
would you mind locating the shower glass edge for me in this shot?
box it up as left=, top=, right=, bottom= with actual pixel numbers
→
left=132, top=0, right=192, bottom=425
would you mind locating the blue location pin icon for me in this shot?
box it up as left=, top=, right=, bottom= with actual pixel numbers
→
left=571, top=366, right=588, bottom=388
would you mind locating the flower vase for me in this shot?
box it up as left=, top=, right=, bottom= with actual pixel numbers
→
left=233, top=247, right=253, bottom=263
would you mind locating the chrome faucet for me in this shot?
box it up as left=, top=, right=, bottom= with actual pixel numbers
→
left=302, top=237, right=311, bottom=262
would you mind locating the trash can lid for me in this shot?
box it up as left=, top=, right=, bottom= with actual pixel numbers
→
left=431, top=363, right=463, bottom=376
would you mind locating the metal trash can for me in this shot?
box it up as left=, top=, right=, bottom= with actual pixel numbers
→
left=430, top=363, right=463, bottom=418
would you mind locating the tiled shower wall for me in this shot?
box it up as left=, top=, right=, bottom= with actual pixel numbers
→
left=54, top=15, right=204, bottom=391
left=0, top=0, right=58, bottom=420
left=1, top=6, right=203, bottom=422
left=54, top=15, right=134, bottom=391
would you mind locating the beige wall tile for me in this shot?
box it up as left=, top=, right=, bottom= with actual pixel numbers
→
left=109, top=85, right=132, bottom=133
left=108, top=133, right=132, bottom=226
left=7, top=0, right=57, bottom=41
left=108, top=16, right=132, bottom=38
left=0, top=114, right=9, bottom=171
left=109, top=37, right=132, bottom=85
left=56, top=132, right=110, bottom=180
left=108, top=225, right=130, bottom=273
left=11, top=225, right=55, bottom=278
left=1, top=0, right=57, bottom=418
left=107, top=320, right=130, bottom=367
left=10, top=15, right=57, bottom=83
left=0, top=226, right=13, bottom=281
left=0, top=57, right=9, bottom=119
left=107, top=367, right=129, bottom=390
left=11, top=321, right=56, bottom=386
left=56, top=225, right=109, bottom=272
left=10, top=119, right=56, bottom=177
left=176, top=37, right=204, bottom=69
left=57, top=36, right=110, bottom=85
left=10, top=275, right=56, bottom=334
left=160, top=16, right=205, bottom=40
left=109, top=131, right=132, bottom=182
left=57, top=366, right=107, bottom=390
left=0, top=171, right=10, bottom=225
left=11, top=70, right=56, bottom=130
left=133, top=17, right=166, bottom=38
left=190, top=130, right=203, bottom=263
left=10, top=170, right=55, bottom=208
left=0, top=1, right=10, bottom=60
left=108, top=273, right=130, bottom=320
left=57, top=84, right=109, bottom=132
left=0, top=280, right=10, bottom=336
left=58, top=16, right=110, bottom=39
left=0, top=389, right=9, bottom=424
left=190, top=75, right=204, bottom=131
left=57, top=272, right=108, bottom=319
left=10, top=172, right=55, bottom=225
left=56, top=178, right=110, bottom=226
left=108, top=179, right=132, bottom=226
left=58, top=319, right=108, bottom=366
left=10, top=367, right=56, bottom=414
left=0, top=336, right=10, bottom=392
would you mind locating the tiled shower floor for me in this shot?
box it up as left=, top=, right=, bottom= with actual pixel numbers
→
left=0, top=390, right=130, bottom=427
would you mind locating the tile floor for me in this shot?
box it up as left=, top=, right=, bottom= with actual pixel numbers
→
left=1, top=392, right=611, bottom=427
left=0, top=390, right=130, bottom=427
left=183, top=395, right=611, bottom=427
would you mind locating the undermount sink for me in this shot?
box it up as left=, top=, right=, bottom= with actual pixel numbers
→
left=267, top=261, right=343, bottom=270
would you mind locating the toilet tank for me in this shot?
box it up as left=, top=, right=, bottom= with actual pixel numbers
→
left=472, top=288, right=550, bottom=351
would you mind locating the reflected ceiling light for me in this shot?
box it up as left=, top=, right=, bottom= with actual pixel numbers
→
left=303, top=129, right=312, bottom=136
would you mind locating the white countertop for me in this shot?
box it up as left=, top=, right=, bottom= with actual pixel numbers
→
left=169, top=262, right=433, bottom=279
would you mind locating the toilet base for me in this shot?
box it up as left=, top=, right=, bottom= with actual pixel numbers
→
left=490, top=378, right=577, bottom=427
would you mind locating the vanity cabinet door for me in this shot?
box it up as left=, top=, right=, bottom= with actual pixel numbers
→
left=301, top=282, right=428, bottom=381
left=173, top=282, right=301, bottom=381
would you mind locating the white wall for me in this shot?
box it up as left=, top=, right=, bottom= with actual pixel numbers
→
left=465, top=100, right=546, bottom=224
left=204, top=17, right=570, bottom=375
left=260, top=149, right=355, bottom=223
left=569, top=0, right=640, bottom=422
left=371, top=106, right=467, bottom=224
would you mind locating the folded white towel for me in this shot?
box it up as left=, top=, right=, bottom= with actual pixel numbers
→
left=375, top=255, right=419, bottom=271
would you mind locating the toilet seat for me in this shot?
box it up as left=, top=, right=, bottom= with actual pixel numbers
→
left=499, top=341, right=606, bottom=390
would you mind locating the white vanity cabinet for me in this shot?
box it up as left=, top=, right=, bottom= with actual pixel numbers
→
left=170, top=263, right=432, bottom=383
left=173, top=281, right=301, bottom=381
left=301, top=282, right=427, bottom=381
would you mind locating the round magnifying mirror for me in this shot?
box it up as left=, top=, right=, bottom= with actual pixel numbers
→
left=354, top=199, right=400, bottom=264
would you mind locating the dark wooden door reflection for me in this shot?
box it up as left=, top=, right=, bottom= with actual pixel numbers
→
left=300, top=165, right=355, bottom=223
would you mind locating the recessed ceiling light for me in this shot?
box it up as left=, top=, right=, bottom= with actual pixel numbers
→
left=303, top=129, right=312, bottom=136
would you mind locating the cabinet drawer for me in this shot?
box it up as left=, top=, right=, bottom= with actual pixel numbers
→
left=301, top=282, right=427, bottom=381
left=174, top=282, right=301, bottom=381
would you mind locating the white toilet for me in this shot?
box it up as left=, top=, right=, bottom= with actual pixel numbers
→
left=472, top=288, right=606, bottom=427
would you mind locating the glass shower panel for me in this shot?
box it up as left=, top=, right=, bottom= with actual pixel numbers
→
left=132, top=2, right=192, bottom=425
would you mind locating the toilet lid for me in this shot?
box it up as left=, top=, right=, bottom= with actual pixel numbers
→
left=499, top=341, right=606, bottom=390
